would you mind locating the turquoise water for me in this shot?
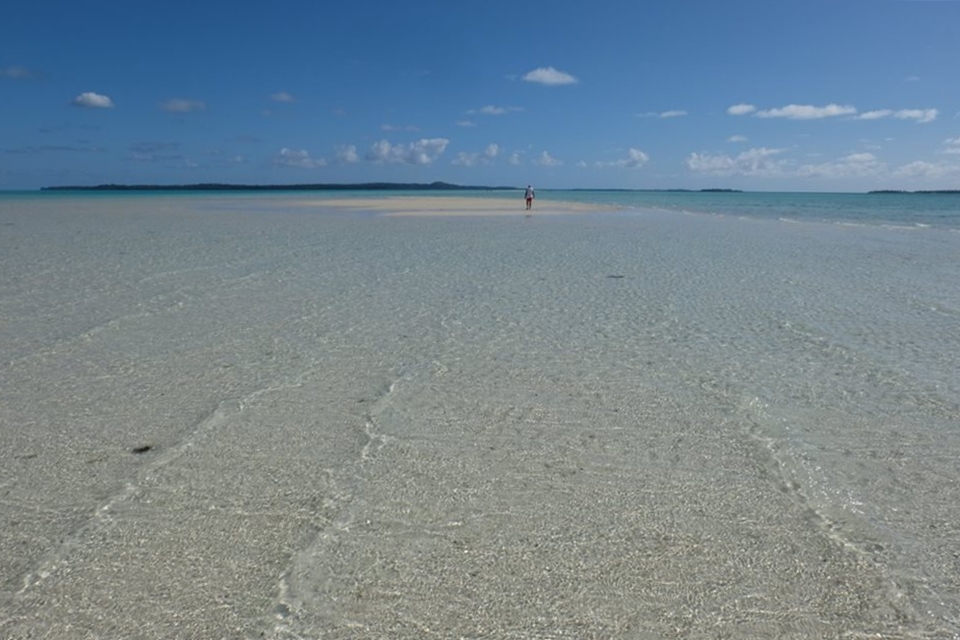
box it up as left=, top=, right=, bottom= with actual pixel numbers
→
left=544, top=190, right=960, bottom=230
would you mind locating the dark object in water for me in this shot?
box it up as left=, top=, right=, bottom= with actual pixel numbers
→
left=131, top=445, right=153, bottom=454
left=606, top=274, right=625, bottom=279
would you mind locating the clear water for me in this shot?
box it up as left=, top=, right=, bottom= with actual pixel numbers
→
left=1, top=192, right=958, bottom=638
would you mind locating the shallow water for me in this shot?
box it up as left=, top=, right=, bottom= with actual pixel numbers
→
left=1, top=195, right=958, bottom=638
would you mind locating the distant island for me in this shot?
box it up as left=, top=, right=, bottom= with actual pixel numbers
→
left=868, top=189, right=960, bottom=194
left=40, top=182, right=744, bottom=193
left=40, top=181, right=516, bottom=192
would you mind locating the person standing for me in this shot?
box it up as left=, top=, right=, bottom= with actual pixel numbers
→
left=524, top=184, right=535, bottom=211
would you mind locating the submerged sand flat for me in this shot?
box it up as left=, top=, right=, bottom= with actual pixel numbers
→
left=1, top=194, right=959, bottom=638
left=293, top=195, right=605, bottom=216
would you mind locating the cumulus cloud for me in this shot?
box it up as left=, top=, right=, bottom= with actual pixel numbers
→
left=857, top=110, right=893, bottom=120
left=161, top=98, right=206, bottom=113
left=366, top=138, right=449, bottom=165
left=456, top=120, right=477, bottom=127
left=273, top=147, right=326, bottom=169
left=467, top=105, right=523, bottom=116
left=734, top=103, right=936, bottom=123
left=796, top=153, right=885, bottom=178
left=855, top=108, right=937, bottom=123
left=943, top=137, right=960, bottom=155
left=451, top=143, right=502, bottom=167
left=509, top=151, right=522, bottom=165
left=381, top=124, right=420, bottom=132
left=894, top=108, right=937, bottom=124
left=522, top=66, right=578, bottom=86
left=688, top=148, right=897, bottom=181
left=72, top=92, right=114, bottom=108
left=727, top=135, right=748, bottom=143
left=686, top=147, right=787, bottom=176
left=533, top=151, right=562, bottom=166
left=597, top=148, right=650, bottom=169
left=727, top=103, right=756, bottom=116
left=893, top=160, right=960, bottom=180
left=452, top=152, right=481, bottom=167
left=756, top=104, right=857, bottom=119
left=337, top=145, right=359, bottom=164
left=271, top=91, right=295, bottom=102
left=637, top=110, right=688, bottom=119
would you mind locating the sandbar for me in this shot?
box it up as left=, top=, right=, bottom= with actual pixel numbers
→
left=292, top=196, right=607, bottom=217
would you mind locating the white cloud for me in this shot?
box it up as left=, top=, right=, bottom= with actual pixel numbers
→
left=509, top=151, right=522, bottom=165
left=689, top=148, right=945, bottom=182
left=467, top=105, right=523, bottom=116
left=337, top=145, right=359, bottom=164
left=452, top=144, right=500, bottom=167
left=456, top=120, right=476, bottom=127
left=533, top=151, right=562, bottom=166
left=857, top=110, right=893, bottom=120
left=727, top=103, right=756, bottom=116
left=273, top=147, right=326, bottom=169
left=597, top=148, right=650, bottom=169
left=637, top=110, right=687, bottom=119
left=522, top=66, right=578, bottom=86
left=271, top=92, right=295, bottom=102
left=756, top=104, right=857, bottom=120
left=796, top=153, right=885, bottom=178
left=727, top=135, right=748, bottom=143
left=893, top=161, right=960, bottom=180
left=452, top=152, right=481, bottom=167
left=943, top=137, right=960, bottom=155
left=686, top=147, right=787, bottom=176
left=161, top=98, right=206, bottom=113
left=381, top=124, right=420, bottom=132
left=366, top=138, right=449, bottom=165
left=72, top=92, right=114, bottom=108
left=855, top=108, right=937, bottom=123
left=894, top=108, right=937, bottom=123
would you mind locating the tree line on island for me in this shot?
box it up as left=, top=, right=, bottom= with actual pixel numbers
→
left=38, top=182, right=960, bottom=194
left=40, top=182, right=744, bottom=193
left=41, top=181, right=515, bottom=192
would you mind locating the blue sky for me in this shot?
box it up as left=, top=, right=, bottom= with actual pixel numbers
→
left=2, top=0, right=959, bottom=191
